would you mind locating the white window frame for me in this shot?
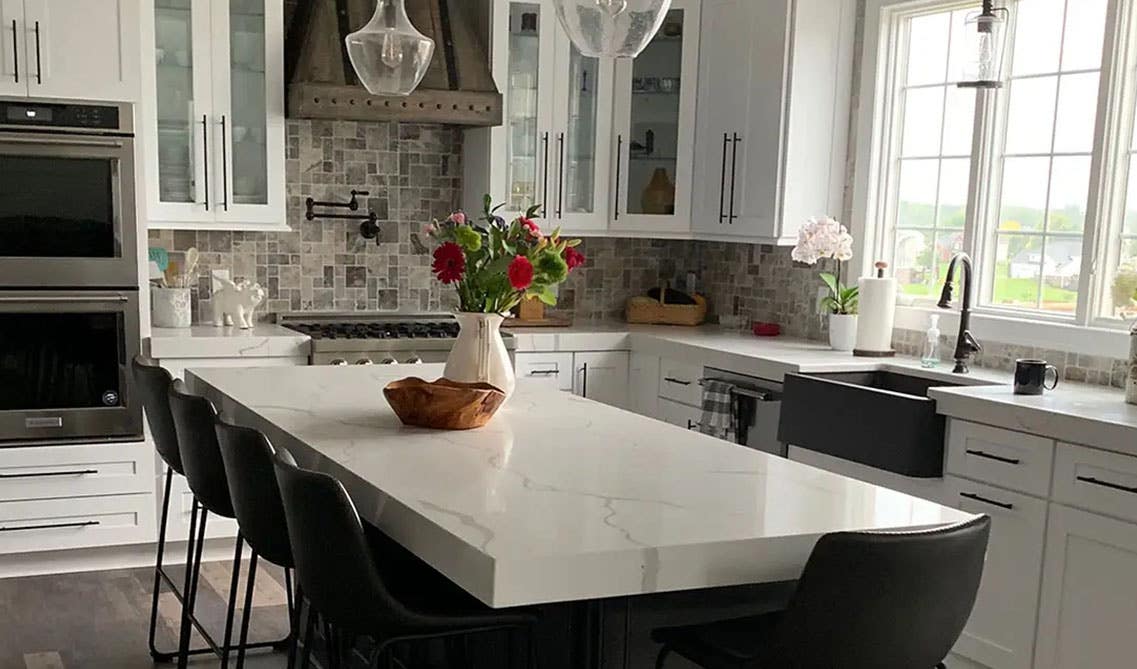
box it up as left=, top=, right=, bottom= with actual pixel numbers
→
left=851, top=0, right=1135, bottom=359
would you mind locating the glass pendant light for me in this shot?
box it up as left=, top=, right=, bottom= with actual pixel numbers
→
left=552, top=0, right=673, bottom=59
left=958, top=0, right=1008, bottom=89
left=345, top=0, right=435, bottom=96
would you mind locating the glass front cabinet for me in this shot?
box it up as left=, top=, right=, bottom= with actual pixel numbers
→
left=143, top=0, right=284, bottom=230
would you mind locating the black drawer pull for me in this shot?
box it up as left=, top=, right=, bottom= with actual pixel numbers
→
left=0, top=469, right=98, bottom=479
left=0, top=520, right=100, bottom=533
left=965, top=449, right=1021, bottom=465
left=664, top=377, right=692, bottom=386
left=687, top=419, right=700, bottom=431
left=959, top=492, right=1014, bottom=510
left=527, top=369, right=559, bottom=377
left=1076, top=476, right=1137, bottom=495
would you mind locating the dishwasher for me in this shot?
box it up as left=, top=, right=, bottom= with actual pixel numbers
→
left=699, top=367, right=786, bottom=457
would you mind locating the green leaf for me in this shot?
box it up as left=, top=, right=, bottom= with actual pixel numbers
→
left=819, top=272, right=840, bottom=298
left=525, top=203, right=542, bottom=219
left=536, top=287, right=558, bottom=306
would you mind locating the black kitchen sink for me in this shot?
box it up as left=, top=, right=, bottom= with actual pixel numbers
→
left=777, top=371, right=981, bottom=478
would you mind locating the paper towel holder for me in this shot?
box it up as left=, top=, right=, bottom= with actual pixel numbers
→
left=853, top=261, right=898, bottom=358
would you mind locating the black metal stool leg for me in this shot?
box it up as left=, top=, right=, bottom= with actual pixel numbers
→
left=235, top=551, right=258, bottom=669
left=177, top=506, right=209, bottom=669
left=148, top=467, right=175, bottom=661
left=655, top=647, right=670, bottom=669
left=300, top=605, right=316, bottom=669
left=174, top=500, right=200, bottom=668
left=221, top=533, right=245, bottom=668
left=286, top=574, right=301, bottom=669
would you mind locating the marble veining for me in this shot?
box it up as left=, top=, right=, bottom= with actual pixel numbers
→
left=189, top=364, right=972, bottom=608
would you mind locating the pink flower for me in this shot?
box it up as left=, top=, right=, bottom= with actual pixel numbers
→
left=422, top=222, right=437, bottom=236
left=563, top=246, right=586, bottom=271
left=448, top=211, right=467, bottom=226
left=519, top=217, right=542, bottom=239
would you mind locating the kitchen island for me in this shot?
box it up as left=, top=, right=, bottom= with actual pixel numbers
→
left=189, top=364, right=973, bottom=666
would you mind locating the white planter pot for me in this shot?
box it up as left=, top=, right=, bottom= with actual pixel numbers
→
left=828, top=314, right=858, bottom=352
left=444, top=312, right=516, bottom=397
left=151, top=288, right=192, bottom=328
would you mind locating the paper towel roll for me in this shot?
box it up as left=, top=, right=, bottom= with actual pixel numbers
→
left=855, top=276, right=897, bottom=355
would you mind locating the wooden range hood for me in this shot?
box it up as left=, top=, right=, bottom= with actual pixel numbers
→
left=285, top=0, right=502, bottom=126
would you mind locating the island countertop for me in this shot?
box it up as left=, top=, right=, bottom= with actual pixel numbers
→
left=189, top=364, right=973, bottom=609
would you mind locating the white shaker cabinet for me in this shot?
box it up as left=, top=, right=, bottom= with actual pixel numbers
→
left=628, top=352, right=660, bottom=418
left=573, top=351, right=629, bottom=410
left=142, top=0, right=285, bottom=231
left=1034, top=505, right=1137, bottom=669
left=0, top=0, right=138, bottom=100
left=693, top=0, right=854, bottom=244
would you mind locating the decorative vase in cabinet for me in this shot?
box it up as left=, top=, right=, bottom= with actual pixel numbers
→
left=641, top=168, right=676, bottom=215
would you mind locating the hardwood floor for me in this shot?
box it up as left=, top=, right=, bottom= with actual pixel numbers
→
left=0, top=559, right=292, bottom=669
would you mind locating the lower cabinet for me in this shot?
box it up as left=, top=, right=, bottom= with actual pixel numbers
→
left=628, top=352, right=660, bottom=418
left=514, top=352, right=575, bottom=391
left=0, top=493, right=156, bottom=554
left=658, top=397, right=702, bottom=431
left=1034, top=504, right=1137, bottom=669
left=573, top=351, right=630, bottom=410
left=943, top=476, right=1046, bottom=669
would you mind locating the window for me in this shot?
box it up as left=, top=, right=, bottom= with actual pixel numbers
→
left=872, top=0, right=1137, bottom=328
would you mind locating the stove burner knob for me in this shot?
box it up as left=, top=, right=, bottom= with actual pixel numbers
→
left=354, top=358, right=374, bottom=365
left=380, top=357, right=399, bottom=365
left=330, top=359, right=348, bottom=366
left=404, top=356, right=424, bottom=364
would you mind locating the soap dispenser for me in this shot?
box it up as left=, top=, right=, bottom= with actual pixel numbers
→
left=921, top=314, right=941, bottom=368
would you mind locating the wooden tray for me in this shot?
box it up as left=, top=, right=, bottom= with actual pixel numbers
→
left=503, top=317, right=574, bottom=328
left=383, top=377, right=506, bottom=430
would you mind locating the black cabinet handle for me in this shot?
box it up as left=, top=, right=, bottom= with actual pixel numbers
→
left=201, top=115, right=210, bottom=210
left=556, top=132, right=565, bottom=219
left=527, top=369, right=559, bottom=377
left=32, top=21, right=40, bottom=84
left=663, top=377, right=692, bottom=386
left=1076, top=476, right=1137, bottom=495
left=580, top=362, right=588, bottom=397
left=687, top=419, right=700, bottom=431
left=0, top=520, right=100, bottom=533
left=965, top=449, right=1021, bottom=465
left=0, top=469, right=98, bottom=479
left=614, top=134, right=623, bottom=220
left=728, top=133, right=741, bottom=222
left=220, top=115, right=229, bottom=211
left=718, top=133, right=729, bottom=223
left=541, top=131, right=550, bottom=218
left=959, top=492, right=1014, bottom=510
left=10, top=20, right=17, bottom=83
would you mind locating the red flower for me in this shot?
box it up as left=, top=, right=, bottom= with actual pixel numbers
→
left=508, top=255, right=534, bottom=290
left=563, top=246, right=586, bottom=271
left=432, top=242, right=466, bottom=284
left=519, top=217, right=541, bottom=239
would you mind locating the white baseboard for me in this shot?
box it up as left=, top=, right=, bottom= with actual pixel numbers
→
left=0, top=537, right=240, bottom=580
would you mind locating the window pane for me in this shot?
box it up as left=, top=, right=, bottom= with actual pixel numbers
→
left=1053, top=73, right=1099, bottom=154
left=1061, top=0, right=1107, bottom=72
left=1011, top=0, right=1065, bottom=77
left=1110, top=238, right=1137, bottom=319
left=902, top=87, right=945, bottom=156
left=897, top=160, right=939, bottom=228
left=1000, top=157, right=1050, bottom=231
left=1005, top=77, right=1058, bottom=154
left=896, top=230, right=935, bottom=296
left=1041, top=236, right=1082, bottom=313
left=907, top=13, right=950, bottom=85
left=1047, top=156, right=1091, bottom=233
left=1126, top=156, right=1137, bottom=235
left=941, top=86, right=975, bottom=156
left=938, top=158, right=970, bottom=228
left=992, top=234, right=1043, bottom=308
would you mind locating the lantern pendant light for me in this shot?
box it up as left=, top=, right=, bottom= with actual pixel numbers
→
left=957, top=0, right=1009, bottom=89
left=345, top=0, right=435, bottom=96
left=552, top=0, right=673, bottom=59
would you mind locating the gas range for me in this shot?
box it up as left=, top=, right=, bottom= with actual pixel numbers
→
left=277, top=313, right=515, bottom=366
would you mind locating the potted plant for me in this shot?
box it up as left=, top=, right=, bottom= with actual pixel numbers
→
left=425, top=196, right=585, bottom=396
left=791, top=216, right=859, bottom=351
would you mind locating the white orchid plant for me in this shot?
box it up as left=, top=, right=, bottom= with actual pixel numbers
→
left=791, top=216, right=858, bottom=315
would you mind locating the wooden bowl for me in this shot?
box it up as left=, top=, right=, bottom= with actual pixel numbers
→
left=383, top=377, right=506, bottom=430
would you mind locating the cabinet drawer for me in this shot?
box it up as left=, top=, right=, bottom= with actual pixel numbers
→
left=658, top=398, right=703, bottom=431
left=0, top=493, right=156, bottom=555
left=0, top=442, right=155, bottom=502
left=1053, top=443, right=1137, bottom=523
left=515, top=353, right=574, bottom=391
left=658, top=359, right=703, bottom=406
left=946, top=420, right=1054, bottom=496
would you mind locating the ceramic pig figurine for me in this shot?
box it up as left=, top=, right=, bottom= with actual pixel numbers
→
left=211, top=278, right=266, bottom=329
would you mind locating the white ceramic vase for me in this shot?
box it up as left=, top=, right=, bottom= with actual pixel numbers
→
left=444, top=312, right=516, bottom=397
left=152, top=287, right=192, bottom=328
left=828, top=313, right=858, bottom=352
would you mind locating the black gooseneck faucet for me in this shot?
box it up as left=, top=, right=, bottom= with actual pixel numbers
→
left=937, top=252, right=982, bottom=374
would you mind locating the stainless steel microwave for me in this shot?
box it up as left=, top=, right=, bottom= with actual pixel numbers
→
left=0, top=98, right=137, bottom=289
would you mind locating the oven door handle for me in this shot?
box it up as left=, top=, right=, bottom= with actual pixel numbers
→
left=0, top=134, right=126, bottom=149
left=0, top=295, right=129, bottom=304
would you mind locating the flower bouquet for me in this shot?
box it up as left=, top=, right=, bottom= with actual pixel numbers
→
left=791, top=216, right=858, bottom=351
left=425, top=195, right=585, bottom=395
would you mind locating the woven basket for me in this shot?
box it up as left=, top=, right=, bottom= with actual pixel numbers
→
left=625, top=293, right=707, bottom=326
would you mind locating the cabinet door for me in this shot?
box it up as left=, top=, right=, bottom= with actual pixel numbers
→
left=0, top=0, right=26, bottom=97
left=573, top=351, right=629, bottom=409
left=550, top=28, right=614, bottom=233
left=22, top=0, right=139, bottom=101
left=943, top=476, right=1046, bottom=669
left=210, top=0, right=285, bottom=228
left=515, top=351, right=574, bottom=391
left=144, top=0, right=216, bottom=225
left=628, top=352, right=660, bottom=417
left=1035, top=505, right=1137, bottom=669
left=609, top=0, right=700, bottom=234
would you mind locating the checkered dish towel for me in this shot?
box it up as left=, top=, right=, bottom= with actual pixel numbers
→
left=699, top=379, right=735, bottom=442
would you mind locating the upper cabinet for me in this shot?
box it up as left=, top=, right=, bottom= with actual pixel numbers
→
left=693, top=0, right=855, bottom=244
left=0, top=0, right=139, bottom=101
left=142, top=0, right=285, bottom=231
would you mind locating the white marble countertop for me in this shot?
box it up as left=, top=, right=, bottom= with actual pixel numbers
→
left=188, top=364, right=972, bottom=608
left=147, top=324, right=310, bottom=360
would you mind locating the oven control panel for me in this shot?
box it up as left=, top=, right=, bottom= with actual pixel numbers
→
left=0, top=100, right=125, bottom=132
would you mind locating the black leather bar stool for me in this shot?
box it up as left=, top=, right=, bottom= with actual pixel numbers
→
left=214, top=419, right=299, bottom=668
left=272, top=448, right=539, bottom=669
left=167, top=380, right=288, bottom=669
left=652, top=514, right=992, bottom=669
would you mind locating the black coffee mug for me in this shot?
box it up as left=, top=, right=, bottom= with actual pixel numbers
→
left=1014, top=359, right=1059, bottom=395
